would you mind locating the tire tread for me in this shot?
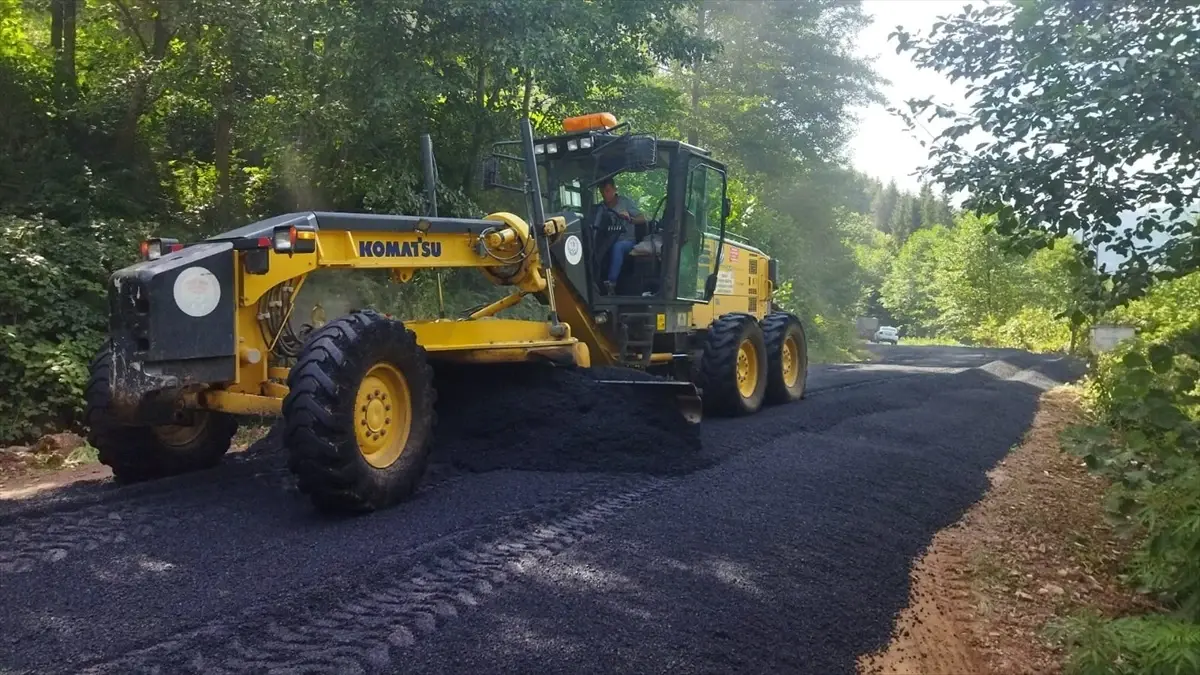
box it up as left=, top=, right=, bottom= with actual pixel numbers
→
left=84, top=342, right=237, bottom=483
left=760, top=311, right=809, bottom=405
left=697, top=313, right=767, bottom=417
left=282, top=310, right=437, bottom=514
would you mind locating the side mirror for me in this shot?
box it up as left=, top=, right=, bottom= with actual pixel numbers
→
left=480, top=156, right=501, bottom=190
left=704, top=272, right=718, bottom=300
left=722, top=197, right=732, bottom=220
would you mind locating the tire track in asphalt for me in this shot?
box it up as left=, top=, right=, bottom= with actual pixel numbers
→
left=0, top=466, right=288, bottom=575
left=68, top=476, right=666, bottom=674
left=0, top=463, right=464, bottom=576
left=0, top=445, right=289, bottom=525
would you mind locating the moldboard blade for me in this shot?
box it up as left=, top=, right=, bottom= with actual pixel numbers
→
left=594, top=379, right=703, bottom=425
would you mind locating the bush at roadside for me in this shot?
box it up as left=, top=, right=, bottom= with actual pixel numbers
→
left=0, top=215, right=148, bottom=443
left=1056, top=272, right=1200, bottom=674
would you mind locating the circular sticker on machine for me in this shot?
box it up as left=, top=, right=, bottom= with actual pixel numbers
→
left=564, top=234, right=583, bottom=266
left=173, top=267, right=221, bottom=318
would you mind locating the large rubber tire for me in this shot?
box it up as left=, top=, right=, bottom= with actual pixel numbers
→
left=761, top=311, right=809, bottom=405
left=282, top=309, right=437, bottom=514
left=697, top=313, right=768, bottom=417
left=84, top=342, right=237, bottom=483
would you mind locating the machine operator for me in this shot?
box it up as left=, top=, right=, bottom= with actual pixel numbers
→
left=597, top=177, right=646, bottom=294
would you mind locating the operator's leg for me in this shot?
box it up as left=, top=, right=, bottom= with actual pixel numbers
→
left=607, top=239, right=636, bottom=287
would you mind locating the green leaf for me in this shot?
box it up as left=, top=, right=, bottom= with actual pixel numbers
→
left=1123, top=352, right=1148, bottom=369
left=1147, top=343, right=1175, bottom=374
left=1146, top=401, right=1186, bottom=430
left=1126, top=368, right=1154, bottom=389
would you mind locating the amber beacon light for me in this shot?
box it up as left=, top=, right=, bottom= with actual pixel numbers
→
left=562, top=112, right=618, bottom=133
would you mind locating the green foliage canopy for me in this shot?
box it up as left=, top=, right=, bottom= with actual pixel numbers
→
left=893, top=0, right=1200, bottom=304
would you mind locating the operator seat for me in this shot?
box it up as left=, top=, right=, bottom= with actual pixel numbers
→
left=615, top=218, right=663, bottom=296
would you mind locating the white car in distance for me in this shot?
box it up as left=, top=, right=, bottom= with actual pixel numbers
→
left=873, top=326, right=900, bottom=345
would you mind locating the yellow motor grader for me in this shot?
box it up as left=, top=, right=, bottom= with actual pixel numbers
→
left=85, top=114, right=809, bottom=513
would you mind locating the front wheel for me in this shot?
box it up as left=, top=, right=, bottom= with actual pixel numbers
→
left=761, top=311, right=808, bottom=405
left=282, top=309, right=437, bottom=514
left=85, top=343, right=237, bottom=483
left=698, top=313, right=768, bottom=416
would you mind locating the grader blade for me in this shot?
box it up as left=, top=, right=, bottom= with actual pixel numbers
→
left=594, top=379, right=704, bottom=425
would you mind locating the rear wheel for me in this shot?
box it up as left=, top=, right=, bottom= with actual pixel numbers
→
left=761, top=311, right=808, bottom=405
left=85, top=343, right=237, bottom=483
left=698, top=313, right=767, bottom=416
left=282, top=309, right=436, bottom=514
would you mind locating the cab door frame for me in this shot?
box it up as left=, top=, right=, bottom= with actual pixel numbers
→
left=668, top=149, right=730, bottom=304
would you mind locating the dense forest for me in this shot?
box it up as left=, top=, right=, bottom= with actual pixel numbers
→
left=2, top=0, right=1200, bottom=670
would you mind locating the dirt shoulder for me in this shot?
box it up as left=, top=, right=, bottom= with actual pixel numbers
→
left=859, top=386, right=1153, bottom=675
left=0, top=424, right=270, bottom=500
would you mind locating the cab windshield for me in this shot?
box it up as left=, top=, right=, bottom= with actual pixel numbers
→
left=539, top=151, right=671, bottom=225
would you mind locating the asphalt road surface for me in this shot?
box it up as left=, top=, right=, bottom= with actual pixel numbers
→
left=0, top=345, right=1084, bottom=674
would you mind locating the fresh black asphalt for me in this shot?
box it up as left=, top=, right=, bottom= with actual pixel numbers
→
left=0, top=346, right=1082, bottom=674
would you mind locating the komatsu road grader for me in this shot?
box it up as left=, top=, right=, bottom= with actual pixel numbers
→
left=85, top=113, right=809, bottom=513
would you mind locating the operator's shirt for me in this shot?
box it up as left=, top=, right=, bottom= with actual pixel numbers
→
left=606, top=194, right=643, bottom=241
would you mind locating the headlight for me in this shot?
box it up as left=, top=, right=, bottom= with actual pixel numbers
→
left=546, top=143, right=559, bottom=154
left=273, top=227, right=293, bottom=252
left=534, top=144, right=545, bottom=155
left=139, top=237, right=182, bottom=260
left=567, top=139, right=579, bottom=151
left=579, top=137, right=593, bottom=149
left=271, top=225, right=317, bottom=254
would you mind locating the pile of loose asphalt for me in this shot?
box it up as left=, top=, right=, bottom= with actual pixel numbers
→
left=0, top=346, right=1078, bottom=674
left=430, top=362, right=705, bottom=475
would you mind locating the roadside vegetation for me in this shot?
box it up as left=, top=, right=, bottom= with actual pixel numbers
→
left=884, top=1, right=1200, bottom=672
left=863, top=211, right=1092, bottom=353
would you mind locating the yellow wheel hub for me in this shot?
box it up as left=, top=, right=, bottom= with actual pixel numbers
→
left=736, top=339, right=759, bottom=399
left=782, top=335, right=800, bottom=388
left=354, top=363, right=412, bottom=469
left=152, top=414, right=208, bottom=448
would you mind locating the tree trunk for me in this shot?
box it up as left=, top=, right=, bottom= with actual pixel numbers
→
left=461, top=62, right=489, bottom=192
left=50, top=0, right=77, bottom=89
left=51, top=1, right=62, bottom=55
left=119, top=3, right=169, bottom=163
left=214, top=83, right=235, bottom=225
left=688, top=1, right=707, bottom=146
left=62, top=0, right=76, bottom=87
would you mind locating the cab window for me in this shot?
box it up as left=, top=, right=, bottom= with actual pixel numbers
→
left=677, top=160, right=727, bottom=301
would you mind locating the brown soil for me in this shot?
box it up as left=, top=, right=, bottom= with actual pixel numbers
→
left=859, top=386, right=1153, bottom=675
left=0, top=463, right=113, bottom=500
left=0, top=432, right=92, bottom=486
left=0, top=424, right=270, bottom=500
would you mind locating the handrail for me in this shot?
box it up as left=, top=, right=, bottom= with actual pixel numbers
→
left=702, top=228, right=769, bottom=256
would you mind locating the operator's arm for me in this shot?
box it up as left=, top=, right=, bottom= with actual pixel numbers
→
left=620, top=196, right=647, bottom=225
